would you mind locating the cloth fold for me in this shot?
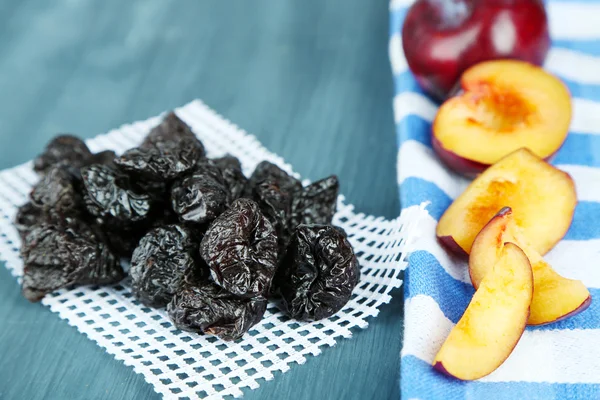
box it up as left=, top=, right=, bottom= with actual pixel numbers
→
left=390, top=1, right=600, bottom=399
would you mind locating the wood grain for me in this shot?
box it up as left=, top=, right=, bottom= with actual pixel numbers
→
left=0, top=1, right=403, bottom=399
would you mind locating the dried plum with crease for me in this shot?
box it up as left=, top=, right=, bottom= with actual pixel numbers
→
left=21, top=219, right=124, bottom=302
left=212, top=154, right=242, bottom=171
left=114, top=138, right=203, bottom=181
left=213, top=155, right=247, bottom=200
left=200, top=198, right=278, bottom=298
left=247, top=162, right=301, bottom=257
left=33, top=135, right=93, bottom=175
left=91, top=150, right=116, bottom=166
left=81, top=164, right=153, bottom=226
left=167, top=278, right=267, bottom=341
left=251, top=179, right=295, bottom=257
left=274, top=224, right=359, bottom=321
left=141, top=112, right=205, bottom=152
left=171, top=160, right=230, bottom=225
left=289, top=175, right=339, bottom=228
left=14, top=202, right=44, bottom=240
left=130, top=225, right=204, bottom=308
left=29, top=164, right=82, bottom=218
left=246, top=161, right=301, bottom=197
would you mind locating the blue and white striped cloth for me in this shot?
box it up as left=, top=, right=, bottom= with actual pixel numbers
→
left=390, top=1, right=600, bottom=399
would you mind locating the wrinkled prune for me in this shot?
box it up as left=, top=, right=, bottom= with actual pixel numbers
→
left=212, top=154, right=242, bottom=171
left=274, top=224, right=359, bottom=321
left=91, top=150, right=116, bottom=166
left=247, top=161, right=301, bottom=196
left=247, top=162, right=302, bottom=256
left=81, top=164, right=153, bottom=226
left=171, top=161, right=230, bottom=225
left=142, top=112, right=205, bottom=153
left=289, top=176, right=339, bottom=228
left=167, top=278, right=267, bottom=341
left=213, top=155, right=248, bottom=201
left=14, top=202, right=44, bottom=241
left=130, top=225, right=203, bottom=308
left=30, top=164, right=82, bottom=218
left=200, top=198, right=278, bottom=298
left=33, top=135, right=93, bottom=175
left=114, top=138, right=203, bottom=181
left=334, top=225, right=349, bottom=238
left=252, top=180, right=292, bottom=243
left=21, top=220, right=124, bottom=302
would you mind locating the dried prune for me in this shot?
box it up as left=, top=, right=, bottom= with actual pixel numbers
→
left=21, top=219, right=124, bottom=302
left=14, top=202, right=44, bottom=241
left=30, top=164, right=82, bottom=218
left=81, top=164, right=153, bottom=226
left=167, top=278, right=267, bottom=341
left=289, top=176, right=339, bottom=228
left=212, top=154, right=242, bottom=171
left=33, top=134, right=93, bottom=175
left=171, top=160, right=230, bottom=225
left=130, top=225, right=204, bottom=308
left=213, top=155, right=247, bottom=201
left=247, top=162, right=302, bottom=256
left=114, top=138, right=203, bottom=181
left=252, top=180, right=293, bottom=251
left=247, top=161, right=301, bottom=196
left=91, top=150, right=116, bottom=166
left=141, top=112, right=205, bottom=152
left=274, top=224, right=359, bottom=321
left=200, top=198, right=277, bottom=298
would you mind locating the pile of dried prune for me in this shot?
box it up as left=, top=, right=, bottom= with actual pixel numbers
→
left=14, top=111, right=360, bottom=341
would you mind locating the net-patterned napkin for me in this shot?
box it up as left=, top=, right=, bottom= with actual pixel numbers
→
left=0, top=99, right=426, bottom=400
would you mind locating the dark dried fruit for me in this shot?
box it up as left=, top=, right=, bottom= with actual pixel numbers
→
left=167, top=278, right=267, bottom=341
left=200, top=198, right=278, bottom=298
left=171, top=161, right=230, bottom=225
left=247, top=161, right=301, bottom=197
left=14, top=202, right=44, bottom=241
left=91, top=150, right=117, bottom=166
left=142, top=112, right=205, bottom=153
left=30, top=164, right=82, bottom=218
left=21, top=220, right=124, bottom=302
left=334, top=225, right=349, bottom=238
left=81, top=164, right=153, bottom=226
left=130, top=225, right=203, bottom=308
left=252, top=180, right=293, bottom=253
left=114, top=138, right=203, bottom=181
left=247, top=162, right=302, bottom=257
left=289, top=176, right=339, bottom=228
left=213, top=155, right=248, bottom=201
left=212, top=154, right=242, bottom=171
left=274, top=224, right=359, bottom=321
left=33, top=135, right=93, bottom=175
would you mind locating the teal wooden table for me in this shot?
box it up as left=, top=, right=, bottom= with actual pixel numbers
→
left=0, top=1, right=402, bottom=399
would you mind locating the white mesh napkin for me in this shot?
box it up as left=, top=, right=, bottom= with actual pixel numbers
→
left=0, top=99, right=426, bottom=400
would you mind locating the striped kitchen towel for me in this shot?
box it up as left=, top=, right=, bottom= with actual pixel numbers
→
left=390, top=1, right=600, bottom=399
